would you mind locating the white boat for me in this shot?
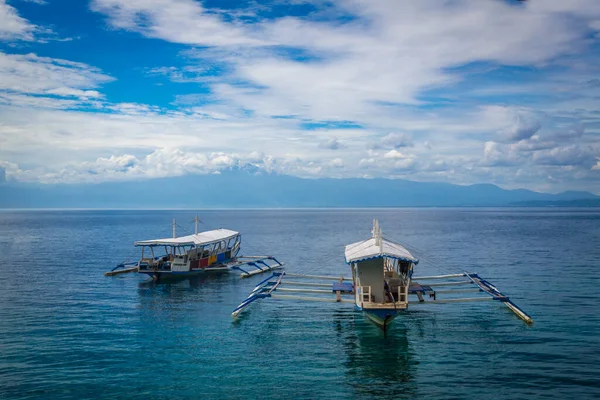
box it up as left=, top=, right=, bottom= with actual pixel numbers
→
left=232, top=219, right=532, bottom=332
left=344, top=219, right=417, bottom=329
left=108, top=218, right=283, bottom=282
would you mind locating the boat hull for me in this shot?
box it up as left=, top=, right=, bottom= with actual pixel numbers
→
left=139, top=265, right=231, bottom=282
left=361, top=307, right=402, bottom=331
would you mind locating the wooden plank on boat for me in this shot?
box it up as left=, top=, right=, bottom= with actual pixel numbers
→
left=104, top=267, right=138, bottom=276
left=281, top=281, right=331, bottom=288
left=276, top=288, right=333, bottom=294
left=412, top=273, right=466, bottom=280
left=426, top=280, right=473, bottom=287
left=271, top=294, right=355, bottom=303
left=412, top=297, right=495, bottom=304
left=332, top=282, right=354, bottom=293
left=285, top=273, right=351, bottom=281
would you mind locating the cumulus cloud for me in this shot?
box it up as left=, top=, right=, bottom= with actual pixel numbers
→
left=510, top=137, right=557, bottom=152
left=328, top=158, right=344, bottom=168
left=532, top=145, right=597, bottom=167
left=319, top=137, right=345, bottom=150
left=383, top=149, right=408, bottom=159
left=482, top=141, right=521, bottom=167
left=3, top=148, right=357, bottom=183
left=501, top=112, right=541, bottom=142
left=375, top=133, right=413, bottom=150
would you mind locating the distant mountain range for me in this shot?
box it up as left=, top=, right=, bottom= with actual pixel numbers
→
left=0, top=169, right=598, bottom=208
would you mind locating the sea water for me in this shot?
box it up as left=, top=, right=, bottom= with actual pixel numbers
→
left=0, top=209, right=599, bottom=399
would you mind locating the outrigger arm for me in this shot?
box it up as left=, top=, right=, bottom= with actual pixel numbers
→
left=408, top=272, right=533, bottom=324
left=229, top=256, right=284, bottom=278
left=232, top=271, right=533, bottom=325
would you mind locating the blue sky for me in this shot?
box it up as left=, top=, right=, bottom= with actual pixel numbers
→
left=0, top=0, right=599, bottom=193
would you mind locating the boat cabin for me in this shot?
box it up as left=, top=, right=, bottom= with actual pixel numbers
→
left=134, top=229, right=241, bottom=274
left=345, top=221, right=418, bottom=310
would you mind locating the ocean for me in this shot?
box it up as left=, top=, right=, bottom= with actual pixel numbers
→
left=0, top=209, right=599, bottom=399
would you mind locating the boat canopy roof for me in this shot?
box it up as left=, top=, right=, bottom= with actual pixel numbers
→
left=344, top=237, right=419, bottom=264
left=134, top=229, right=239, bottom=247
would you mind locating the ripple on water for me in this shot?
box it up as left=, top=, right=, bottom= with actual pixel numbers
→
left=1, top=209, right=600, bottom=399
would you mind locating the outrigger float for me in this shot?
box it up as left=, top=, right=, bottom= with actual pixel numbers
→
left=232, top=220, right=532, bottom=332
left=106, top=217, right=283, bottom=282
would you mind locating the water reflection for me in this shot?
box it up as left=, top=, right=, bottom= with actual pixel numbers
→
left=335, top=310, right=417, bottom=399
left=137, top=271, right=230, bottom=289
left=135, top=271, right=236, bottom=315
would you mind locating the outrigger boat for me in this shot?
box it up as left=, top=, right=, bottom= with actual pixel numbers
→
left=232, top=220, right=532, bottom=332
left=107, top=217, right=283, bottom=282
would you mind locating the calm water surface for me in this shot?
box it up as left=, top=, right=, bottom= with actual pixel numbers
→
left=0, top=209, right=599, bottom=399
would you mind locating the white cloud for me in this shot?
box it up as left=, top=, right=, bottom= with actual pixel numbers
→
left=0, top=0, right=36, bottom=40
left=383, top=149, right=407, bottom=159
left=501, top=113, right=542, bottom=142
left=0, top=1, right=599, bottom=193
left=328, top=158, right=344, bottom=168
left=89, top=0, right=600, bottom=122
left=46, top=88, right=102, bottom=99
left=90, top=0, right=263, bottom=46
left=319, top=137, right=344, bottom=150
left=0, top=52, right=113, bottom=103
left=532, top=145, right=597, bottom=167
left=376, top=133, right=413, bottom=149
left=482, top=141, right=521, bottom=167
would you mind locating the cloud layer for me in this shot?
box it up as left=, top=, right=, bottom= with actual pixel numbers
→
left=0, top=0, right=599, bottom=193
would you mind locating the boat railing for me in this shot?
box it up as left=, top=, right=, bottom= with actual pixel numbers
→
left=359, top=286, right=372, bottom=304
left=398, top=285, right=408, bottom=303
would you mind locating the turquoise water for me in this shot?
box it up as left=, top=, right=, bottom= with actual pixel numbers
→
left=1, top=209, right=599, bottom=399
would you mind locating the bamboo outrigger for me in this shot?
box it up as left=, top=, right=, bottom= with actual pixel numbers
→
left=232, top=220, right=532, bottom=332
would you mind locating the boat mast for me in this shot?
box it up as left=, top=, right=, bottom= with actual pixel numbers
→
left=172, top=218, right=176, bottom=239
left=193, top=215, right=201, bottom=235
left=372, top=218, right=383, bottom=251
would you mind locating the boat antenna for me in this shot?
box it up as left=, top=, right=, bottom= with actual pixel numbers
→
left=192, top=215, right=203, bottom=235
left=172, top=218, right=177, bottom=239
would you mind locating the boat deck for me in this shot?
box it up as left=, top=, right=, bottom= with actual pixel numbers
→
left=361, top=302, right=408, bottom=310
left=408, top=282, right=435, bottom=295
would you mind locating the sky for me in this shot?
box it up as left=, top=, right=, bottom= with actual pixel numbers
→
left=0, top=0, right=599, bottom=194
